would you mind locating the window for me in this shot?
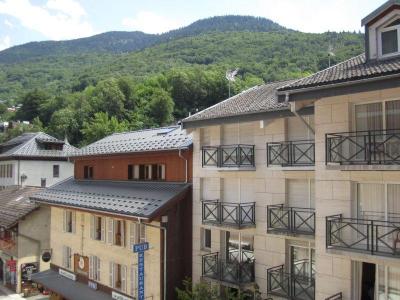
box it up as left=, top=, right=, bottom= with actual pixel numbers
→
left=287, top=179, right=315, bottom=209
left=130, top=265, right=138, bottom=298
left=89, top=255, right=101, bottom=281
left=90, top=215, right=105, bottom=241
left=129, top=222, right=146, bottom=248
left=53, top=165, right=60, bottom=178
left=379, top=19, right=400, bottom=57
left=355, top=100, right=400, bottom=131
left=107, top=218, right=125, bottom=247
left=109, top=262, right=127, bottom=292
left=41, top=178, right=46, bottom=187
left=62, top=246, right=72, bottom=269
left=201, top=228, right=211, bottom=250
left=63, top=210, right=76, bottom=233
left=128, top=164, right=166, bottom=181
left=290, top=244, right=315, bottom=278
left=0, top=164, right=13, bottom=178
left=84, top=166, right=93, bottom=179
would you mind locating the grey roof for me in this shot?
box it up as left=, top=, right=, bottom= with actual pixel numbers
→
left=182, top=80, right=295, bottom=124
left=75, top=126, right=192, bottom=157
left=31, top=178, right=191, bottom=219
left=0, top=186, right=42, bottom=228
left=278, top=54, right=400, bottom=93
left=362, top=0, right=400, bottom=26
left=31, top=269, right=112, bottom=300
left=0, top=132, right=78, bottom=159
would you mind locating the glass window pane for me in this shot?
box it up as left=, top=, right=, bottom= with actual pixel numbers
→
left=355, top=103, right=383, bottom=131
left=386, top=100, right=400, bottom=130
left=382, top=29, right=398, bottom=55
left=358, top=183, right=385, bottom=219
left=388, top=184, right=400, bottom=220
left=378, top=265, right=386, bottom=300
left=388, top=266, right=400, bottom=299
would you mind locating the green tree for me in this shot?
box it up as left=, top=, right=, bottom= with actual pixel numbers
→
left=90, top=79, right=126, bottom=119
left=16, top=89, right=50, bottom=121
left=48, top=108, right=80, bottom=144
left=81, top=112, right=129, bottom=145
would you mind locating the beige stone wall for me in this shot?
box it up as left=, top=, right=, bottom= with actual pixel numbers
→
left=192, top=116, right=314, bottom=297
left=50, top=207, right=162, bottom=300
left=314, top=86, right=400, bottom=299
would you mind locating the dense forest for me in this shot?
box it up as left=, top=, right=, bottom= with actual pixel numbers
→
left=0, top=16, right=365, bottom=146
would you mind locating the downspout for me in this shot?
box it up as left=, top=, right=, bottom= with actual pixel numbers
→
left=287, top=92, right=315, bottom=135
left=17, top=159, right=20, bottom=187
left=178, top=148, right=188, bottom=183
left=141, top=220, right=167, bottom=300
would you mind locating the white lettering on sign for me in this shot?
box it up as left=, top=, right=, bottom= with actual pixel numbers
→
left=59, top=269, right=76, bottom=281
left=112, top=291, right=134, bottom=300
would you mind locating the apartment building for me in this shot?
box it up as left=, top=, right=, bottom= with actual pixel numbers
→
left=30, top=126, right=192, bottom=300
left=0, top=132, right=76, bottom=188
left=0, top=186, right=50, bottom=296
left=182, top=1, right=400, bottom=299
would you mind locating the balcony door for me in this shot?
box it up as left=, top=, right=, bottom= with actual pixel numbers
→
left=223, top=231, right=254, bottom=262
left=288, top=179, right=315, bottom=209
left=290, top=245, right=315, bottom=279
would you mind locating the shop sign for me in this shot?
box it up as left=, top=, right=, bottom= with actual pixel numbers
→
left=112, top=291, right=133, bottom=300
left=133, top=242, right=149, bottom=300
left=21, top=263, right=38, bottom=281
left=88, top=281, right=98, bottom=290
left=59, top=269, right=76, bottom=281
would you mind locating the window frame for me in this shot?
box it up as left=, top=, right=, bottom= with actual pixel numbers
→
left=84, top=166, right=94, bottom=179
left=378, top=23, right=400, bottom=58
left=53, top=164, right=60, bottom=178
left=201, top=228, right=211, bottom=251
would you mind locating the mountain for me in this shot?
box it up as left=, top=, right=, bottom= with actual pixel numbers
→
left=0, top=16, right=286, bottom=64
left=0, top=16, right=364, bottom=102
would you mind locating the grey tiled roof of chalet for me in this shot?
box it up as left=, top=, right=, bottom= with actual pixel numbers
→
left=182, top=80, right=295, bottom=123
left=278, top=54, right=400, bottom=92
left=0, top=132, right=78, bottom=159
left=0, top=186, right=42, bottom=228
left=30, top=178, right=191, bottom=219
left=75, top=126, right=192, bottom=157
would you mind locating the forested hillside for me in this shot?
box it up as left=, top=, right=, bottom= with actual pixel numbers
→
left=0, top=16, right=364, bottom=146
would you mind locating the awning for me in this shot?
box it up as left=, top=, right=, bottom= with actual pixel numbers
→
left=31, top=269, right=111, bottom=300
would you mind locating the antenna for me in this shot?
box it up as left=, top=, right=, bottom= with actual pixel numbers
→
left=226, top=68, right=239, bottom=98
left=328, top=45, right=335, bottom=67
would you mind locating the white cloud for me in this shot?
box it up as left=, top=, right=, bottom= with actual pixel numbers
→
left=0, top=0, right=94, bottom=40
left=122, top=11, right=185, bottom=34
left=4, top=18, right=13, bottom=28
left=0, top=35, right=11, bottom=51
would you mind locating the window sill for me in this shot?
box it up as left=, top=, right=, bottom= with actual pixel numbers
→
left=202, top=166, right=256, bottom=172
left=267, top=166, right=315, bottom=171
left=326, top=164, right=400, bottom=171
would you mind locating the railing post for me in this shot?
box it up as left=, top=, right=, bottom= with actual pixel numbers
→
left=218, top=202, right=222, bottom=225
left=289, top=141, right=293, bottom=166
left=252, top=145, right=255, bottom=166
left=238, top=204, right=242, bottom=228
left=325, top=134, right=329, bottom=164
left=217, top=146, right=221, bottom=168
left=367, top=131, right=372, bottom=165
left=370, top=220, right=374, bottom=255
left=236, top=145, right=240, bottom=166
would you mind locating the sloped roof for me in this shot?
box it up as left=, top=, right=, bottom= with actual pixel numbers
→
left=30, top=178, right=191, bottom=219
left=181, top=80, right=295, bottom=125
left=0, top=132, right=78, bottom=159
left=362, top=0, right=400, bottom=26
left=75, top=126, right=192, bottom=157
left=278, top=54, right=400, bottom=92
left=0, top=186, right=42, bottom=228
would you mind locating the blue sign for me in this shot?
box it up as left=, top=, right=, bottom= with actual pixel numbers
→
left=133, top=242, right=149, bottom=253
left=133, top=242, right=149, bottom=300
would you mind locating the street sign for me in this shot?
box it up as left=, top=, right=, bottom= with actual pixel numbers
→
left=133, top=242, right=149, bottom=300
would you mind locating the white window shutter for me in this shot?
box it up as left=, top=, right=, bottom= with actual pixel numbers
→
left=89, top=256, right=93, bottom=279
left=63, top=210, right=66, bottom=232
left=101, top=217, right=106, bottom=242
left=62, top=246, right=67, bottom=268
left=140, top=224, right=147, bottom=243
left=107, top=218, right=114, bottom=245
left=96, top=257, right=101, bottom=281
left=71, top=211, right=76, bottom=233
left=130, top=265, right=137, bottom=297
left=90, top=215, right=95, bottom=240
left=67, top=247, right=71, bottom=269
left=122, top=265, right=127, bottom=293
left=130, top=222, right=136, bottom=249
left=121, top=221, right=125, bottom=247
left=109, top=262, right=114, bottom=288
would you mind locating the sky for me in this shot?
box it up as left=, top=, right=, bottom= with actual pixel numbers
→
left=0, top=0, right=387, bottom=51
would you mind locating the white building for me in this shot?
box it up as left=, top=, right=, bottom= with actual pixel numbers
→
left=0, top=132, right=77, bottom=188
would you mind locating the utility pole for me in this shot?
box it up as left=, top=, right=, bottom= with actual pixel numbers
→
left=226, top=69, right=239, bottom=98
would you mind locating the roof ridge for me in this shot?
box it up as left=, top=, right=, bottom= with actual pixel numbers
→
left=110, top=125, right=180, bottom=136
left=277, top=53, right=365, bottom=91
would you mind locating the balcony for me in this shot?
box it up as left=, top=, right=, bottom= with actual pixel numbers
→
left=202, top=200, right=256, bottom=229
left=326, top=214, right=400, bottom=258
left=202, top=252, right=255, bottom=285
left=267, top=205, right=315, bottom=236
left=326, top=129, right=400, bottom=165
left=325, top=293, right=342, bottom=300
left=267, top=140, right=315, bottom=167
left=202, top=145, right=255, bottom=168
left=267, top=264, right=315, bottom=300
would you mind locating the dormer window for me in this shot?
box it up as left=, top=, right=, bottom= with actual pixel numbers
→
left=379, top=19, right=400, bottom=58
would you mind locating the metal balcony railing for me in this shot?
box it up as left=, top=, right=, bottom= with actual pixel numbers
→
left=202, top=200, right=256, bottom=229
left=202, top=252, right=255, bottom=285
left=202, top=145, right=255, bottom=168
left=325, top=293, right=342, bottom=300
left=267, top=265, right=315, bottom=300
left=267, top=140, right=315, bottom=167
left=267, top=205, right=315, bottom=236
left=326, top=214, right=400, bottom=258
left=326, top=129, right=400, bottom=165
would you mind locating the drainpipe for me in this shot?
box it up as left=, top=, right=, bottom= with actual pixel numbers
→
left=141, top=220, right=167, bottom=300
left=17, top=160, right=20, bottom=187
left=287, top=94, right=315, bottom=135
left=178, top=148, right=188, bottom=183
